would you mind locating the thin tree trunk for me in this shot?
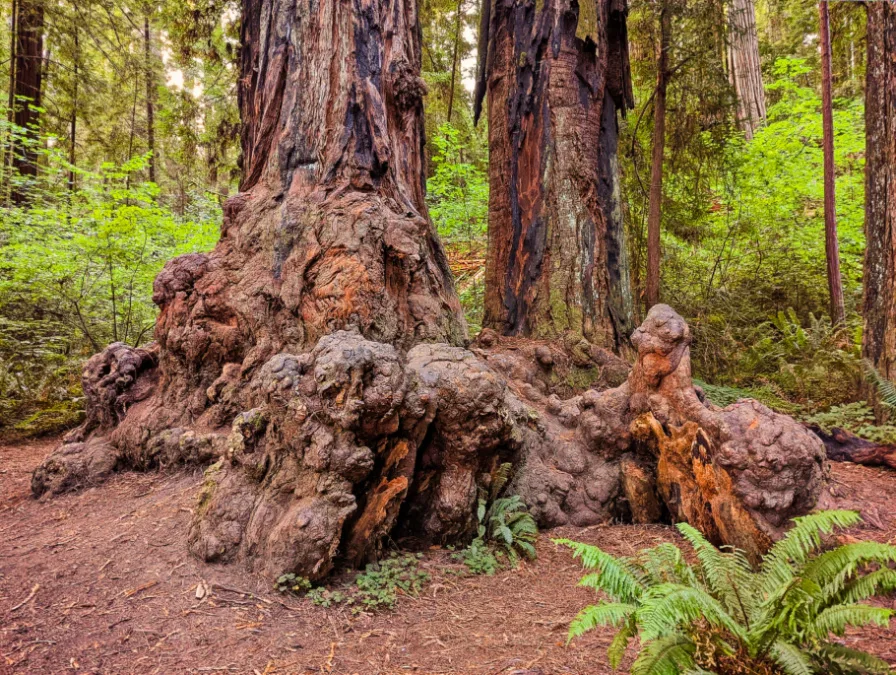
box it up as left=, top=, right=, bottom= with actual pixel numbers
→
left=646, top=1, right=670, bottom=309
left=68, top=29, right=78, bottom=192
left=862, top=0, right=896, bottom=399
left=446, top=0, right=463, bottom=124
left=9, top=0, right=44, bottom=203
left=475, top=0, right=635, bottom=347
left=727, top=0, right=765, bottom=139
left=819, top=0, right=845, bottom=325
left=144, top=14, right=156, bottom=183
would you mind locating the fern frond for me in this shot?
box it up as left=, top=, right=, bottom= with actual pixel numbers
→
left=555, top=539, right=644, bottom=602
left=607, top=621, right=635, bottom=669
left=760, top=510, right=861, bottom=593
left=769, top=640, right=813, bottom=675
left=809, top=604, right=893, bottom=638
left=489, top=462, right=513, bottom=500
left=814, top=643, right=892, bottom=675
left=632, top=633, right=696, bottom=675
left=567, top=602, right=637, bottom=642
left=803, top=541, right=896, bottom=606
left=833, top=567, right=896, bottom=606
left=640, top=542, right=699, bottom=587
left=863, top=359, right=896, bottom=409
left=637, top=583, right=747, bottom=644
left=677, top=522, right=757, bottom=623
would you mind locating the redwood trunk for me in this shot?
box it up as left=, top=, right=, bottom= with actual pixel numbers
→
left=819, top=0, right=845, bottom=325
left=645, top=1, right=669, bottom=309
left=32, top=0, right=829, bottom=583
left=9, top=0, right=43, bottom=201
left=475, top=0, right=635, bottom=348
left=862, top=1, right=896, bottom=390
left=727, top=0, right=765, bottom=140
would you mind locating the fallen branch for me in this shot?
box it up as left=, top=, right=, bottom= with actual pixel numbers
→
left=10, top=583, right=40, bottom=612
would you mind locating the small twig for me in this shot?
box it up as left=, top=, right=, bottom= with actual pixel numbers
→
left=10, top=583, right=39, bottom=612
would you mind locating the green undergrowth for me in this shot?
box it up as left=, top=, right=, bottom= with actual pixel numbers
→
left=277, top=552, right=430, bottom=613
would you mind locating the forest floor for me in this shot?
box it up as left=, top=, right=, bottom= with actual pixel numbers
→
left=1, top=437, right=895, bottom=675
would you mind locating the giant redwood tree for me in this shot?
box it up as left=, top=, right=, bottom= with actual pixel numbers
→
left=33, top=0, right=829, bottom=581
left=474, top=0, right=636, bottom=348
left=863, top=0, right=896, bottom=387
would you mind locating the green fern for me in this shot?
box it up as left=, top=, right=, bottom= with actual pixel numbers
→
left=864, top=360, right=896, bottom=410
left=556, top=511, right=896, bottom=675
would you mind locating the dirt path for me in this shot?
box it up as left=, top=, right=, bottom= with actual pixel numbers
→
left=2, top=438, right=895, bottom=675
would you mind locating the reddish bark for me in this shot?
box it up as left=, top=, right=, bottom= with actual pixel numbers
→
left=475, top=0, right=635, bottom=348
left=645, top=1, right=669, bottom=309
left=863, top=1, right=896, bottom=393
left=9, top=0, right=43, bottom=200
left=819, top=0, right=845, bottom=325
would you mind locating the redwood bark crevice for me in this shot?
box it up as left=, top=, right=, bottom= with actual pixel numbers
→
left=475, top=0, right=635, bottom=348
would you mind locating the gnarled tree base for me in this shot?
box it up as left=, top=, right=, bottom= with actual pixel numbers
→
left=33, top=306, right=828, bottom=578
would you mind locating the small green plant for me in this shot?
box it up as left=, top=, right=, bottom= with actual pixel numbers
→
left=301, top=552, right=429, bottom=612
left=453, top=463, right=538, bottom=575
left=275, top=573, right=312, bottom=595
left=352, top=552, right=429, bottom=611
left=557, top=510, right=896, bottom=675
left=452, top=537, right=501, bottom=576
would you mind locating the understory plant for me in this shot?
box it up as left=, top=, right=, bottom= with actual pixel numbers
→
left=453, top=463, right=538, bottom=574
left=557, top=511, right=896, bottom=675
left=288, top=552, right=429, bottom=613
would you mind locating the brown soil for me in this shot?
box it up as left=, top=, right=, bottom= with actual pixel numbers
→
left=2, top=438, right=895, bottom=675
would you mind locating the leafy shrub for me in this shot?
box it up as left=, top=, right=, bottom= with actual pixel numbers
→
left=299, top=552, right=430, bottom=613
left=426, top=123, right=488, bottom=248
left=452, top=537, right=501, bottom=576
left=557, top=510, right=896, bottom=675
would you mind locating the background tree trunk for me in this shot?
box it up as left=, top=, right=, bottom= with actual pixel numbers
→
left=144, top=15, right=156, bottom=184
left=9, top=0, right=43, bottom=202
left=645, top=1, right=669, bottom=309
left=819, top=0, right=845, bottom=325
left=862, top=0, right=896, bottom=395
left=474, top=0, right=635, bottom=348
left=727, top=0, right=765, bottom=140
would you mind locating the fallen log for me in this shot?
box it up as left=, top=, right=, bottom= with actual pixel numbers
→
left=807, top=424, right=896, bottom=470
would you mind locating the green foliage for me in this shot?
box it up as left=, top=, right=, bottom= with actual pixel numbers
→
left=452, top=537, right=501, bottom=576
left=275, top=573, right=312, bottom=595
left=426, top=123, right=489, bottom=246
left=804, top=402, right=896, bottom=445
left=0, top=115, right=219, bottom=438
left=691, top=308, right=862, bottom=412
left=557, top=511, right=896, bottom=675
left=453, top=463, right=538, bottom=575
left=300, top=553, right=429, bottom=613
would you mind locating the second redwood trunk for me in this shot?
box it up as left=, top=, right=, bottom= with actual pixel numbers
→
left=476, top=0, right=635, bottom=348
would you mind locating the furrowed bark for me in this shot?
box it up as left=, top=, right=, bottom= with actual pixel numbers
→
left=476, top=0, right=635, bottom=348
left=727, top=0, right=765, bottom=140
left=9, top=0, right=43, bottom=202
left=862, top=0, right=896, bottom=408
left=819, top=0, right=845, bottom=325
